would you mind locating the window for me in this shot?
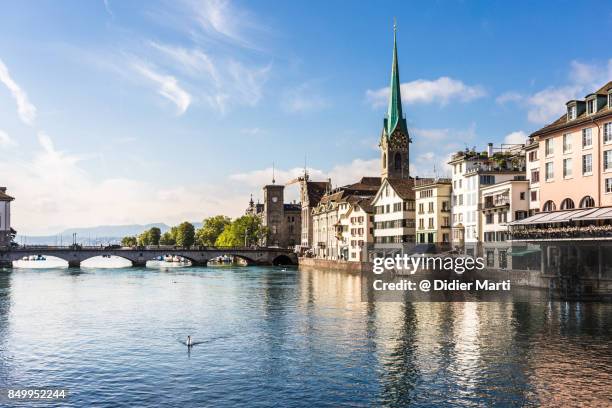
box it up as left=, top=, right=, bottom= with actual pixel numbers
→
left=605, top=123, right=612, bottom=143
left=528, top=150, right=538, bottom=161
left=531, top=170, right=540, bottom=183
left=587, top=98, right=595, bottom=115
left=545, top=162, right=554, bottom=180
left=543, top=200, right=556, bottom=212
left=606, top=178, right=612, bottom=193
left=486, top=250, right=495, bottom=267
left=582, top=154, right=592, bottom=175
left=563, top=158, right=572, bottom=178
left=531, top=190, right=537, bottom=201
left=560, top=198, right=574, bottom=210
left=485, top=213, right=494, bottom=224
left=563, top=133, right=572, bottom=153
left=480, top=175, right=495, bottom=185
left=568, top=105, right=577, bottom=120
left=418, top=203, right=424, bottom=214
left=394, top=152, right=402, bottom=170
left=580, top=196, right=595, bottom=208
left=428, top=202, right=434, bottom=213
left=545, top=138, right=554, bottom=156
left=520, top=192, right=525, bottom=200
left=582, top=128, right=592, bottom=148
left=605, top=150, right=612, bottom=171
left=428, top=218, right=434, bottom=229
left=499, top=250, right=507, bottom=269
left=609, top=93, right=612, bottom=108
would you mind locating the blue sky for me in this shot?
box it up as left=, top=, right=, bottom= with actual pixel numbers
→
left=0, top=0, right=611, bottom=234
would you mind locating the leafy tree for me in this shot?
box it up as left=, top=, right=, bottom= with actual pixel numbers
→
left=121, top=236, right=137, bottom=247
left=159, top=231, right=175, bottom=245
left=215, top=215, right=266, bottom=247
left=175, top=221, right=195, bottom=248
left=148, top=227, right=161, bottom=245
left=137, top=230, right=150, bottom=246
left=196, top=215, right=231, bottom=246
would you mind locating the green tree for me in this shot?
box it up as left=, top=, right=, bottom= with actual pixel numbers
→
left=196, top=215, right=231, bottom=246
left=148, top=227, right=161, bottom=245
left=159, top=231, right=175, bottom=245
left=175, top=221, right=195, bottom=248
left=137, top=230, right=150, bottom=246
left=121, top=236, right=137, bottom=247
left=215, top=215, right=266, bottom=247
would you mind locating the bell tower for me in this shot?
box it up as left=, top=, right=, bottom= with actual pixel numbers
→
left=380, top=21, right=411, bottom=180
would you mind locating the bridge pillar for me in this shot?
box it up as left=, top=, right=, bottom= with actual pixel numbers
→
left=68, top=260, right=81, bottom=268
left=132, top=260, right=147, bottom=268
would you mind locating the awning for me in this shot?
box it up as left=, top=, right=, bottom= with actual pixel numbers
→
left=571, top=207, right=612, bottom=221
left=508, top=248, right=541, bottom=256
left=509, top=208, right=600, bottom=226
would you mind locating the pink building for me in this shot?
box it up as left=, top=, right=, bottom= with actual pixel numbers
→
left=530, top=81, right=612, bottom=211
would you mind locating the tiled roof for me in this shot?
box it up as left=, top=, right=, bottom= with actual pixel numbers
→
left=531, top=81, right=612, bottom=138
left=305, top=181, right=329, bottom=206
left=386, top=178, right=415, bottom=200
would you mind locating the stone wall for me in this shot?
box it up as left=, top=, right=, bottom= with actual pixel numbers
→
left=298, top=257, right=372, bottom=273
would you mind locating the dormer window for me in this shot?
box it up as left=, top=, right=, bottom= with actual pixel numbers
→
left=609, top=91, right=612, bottom=108
left=568, top=104, right=577, bottom=120
left=587, top=98, right=596, bottom=115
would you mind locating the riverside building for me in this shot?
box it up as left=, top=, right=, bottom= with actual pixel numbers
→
left=0, top=187, right=14, bottom=248
left=448, top=143, right=526, bottom=255
left=413, top=178, right=452, bottom=246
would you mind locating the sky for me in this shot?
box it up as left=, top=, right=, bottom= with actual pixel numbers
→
left=0, top=0, right=611, bottom=235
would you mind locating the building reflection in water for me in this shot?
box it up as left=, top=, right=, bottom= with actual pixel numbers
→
left=296, top=267, right=612, bottom=406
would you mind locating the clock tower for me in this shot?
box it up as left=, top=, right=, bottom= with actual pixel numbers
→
left=380, top=22, right=411, bottom=180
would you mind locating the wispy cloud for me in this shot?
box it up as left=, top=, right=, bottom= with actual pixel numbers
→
left=131, top=61, right=192, bottom=115
left=281, top=81, right=329, bottom=113
left=0, top=130, right=16, bottom=148
left=366, top=76, right=486, bottom=108
left=0, top=58, right=37, bottom=125
left=498, top=59, right=612, bottom=124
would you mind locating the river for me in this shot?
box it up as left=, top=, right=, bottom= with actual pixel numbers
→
left=0, top=265, right=610, bottom=407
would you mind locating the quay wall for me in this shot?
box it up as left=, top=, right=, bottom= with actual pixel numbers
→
left=298, top=257, right=372, bottom=273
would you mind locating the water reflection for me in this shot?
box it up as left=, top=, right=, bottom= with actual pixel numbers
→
left=0, top=266, right=610, bottom=407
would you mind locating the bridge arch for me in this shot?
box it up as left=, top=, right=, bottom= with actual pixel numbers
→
left=272, top=254, right=296, bottom=266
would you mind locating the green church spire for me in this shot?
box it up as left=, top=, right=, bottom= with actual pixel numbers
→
left=386, top=20, right=406, bottom=136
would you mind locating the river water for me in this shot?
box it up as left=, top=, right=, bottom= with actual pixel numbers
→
left=0, top=265, right=610, bottom=407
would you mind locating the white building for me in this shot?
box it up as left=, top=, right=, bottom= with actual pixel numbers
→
left=524, top=139, right=541, bottom=216
left=0, top=187, right=14, bottom=248
left=338, top=197, right=374, bottom=262
left=480, top=180, right=529, bottom=269
left=372, top=178, right=416, bottom=246
left=449, top=143, right=526, bottom=256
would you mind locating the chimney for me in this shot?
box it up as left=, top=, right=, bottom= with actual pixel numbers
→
left=487, top=143, right=494, bottom=157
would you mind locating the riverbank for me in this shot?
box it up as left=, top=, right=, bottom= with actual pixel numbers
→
left=298, top=257, right=371, bottom=273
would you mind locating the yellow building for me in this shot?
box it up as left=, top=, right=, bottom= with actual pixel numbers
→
left=413, top=178, right=452, bottom=245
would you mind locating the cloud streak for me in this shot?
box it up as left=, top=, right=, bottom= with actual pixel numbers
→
left=366, top=76, right=486, bottom=107
left=0, top=58, right=37, bottom=125
left=131, top=61, right=192, bottom=115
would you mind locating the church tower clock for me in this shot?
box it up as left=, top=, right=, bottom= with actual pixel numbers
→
left=380, top=23, right=411, bottom=180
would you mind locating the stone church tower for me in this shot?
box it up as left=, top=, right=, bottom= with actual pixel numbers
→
left=380, top=24, right=411, bottom=180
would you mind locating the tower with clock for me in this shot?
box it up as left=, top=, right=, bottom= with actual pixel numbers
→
left=380, top=22, right=412, bottom=180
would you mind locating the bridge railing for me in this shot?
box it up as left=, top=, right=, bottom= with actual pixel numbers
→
left=4, top=244, right=294, bottom=252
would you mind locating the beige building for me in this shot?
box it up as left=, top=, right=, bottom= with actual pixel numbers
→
left=525, top=139, right=541, bottom=215
left=531, top=81, right=612, bottom=211
left=0, top=187, right=14, bottom=248
left=414, top=178, right=452, bottom=245
left=480, top=180, right=529, bottom=269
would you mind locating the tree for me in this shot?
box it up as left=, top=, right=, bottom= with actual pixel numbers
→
left=175, top=221, right=195, bottom=248
left=121, top=236, right=137, bottom=247
left=196, top=215, right=231, bottom=246
left=159, top=231, right=175, bottom=245
left=148, top=227, right=161, bottom=245
left=215, top=215, right=266, bottom=247
left=137, top=230, right=150, bottom=246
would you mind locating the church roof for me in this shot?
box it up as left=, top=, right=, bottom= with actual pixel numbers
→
left=386, top=178, right=415, bottom=200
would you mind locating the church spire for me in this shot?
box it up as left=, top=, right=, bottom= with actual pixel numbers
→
left=386, top=19, right=406, bottom=136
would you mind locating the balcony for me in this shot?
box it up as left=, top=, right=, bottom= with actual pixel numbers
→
left=480, top=196, right=510, bottom=210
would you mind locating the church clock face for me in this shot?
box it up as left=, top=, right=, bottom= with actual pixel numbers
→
left=390, top=131, right=407, bottom=149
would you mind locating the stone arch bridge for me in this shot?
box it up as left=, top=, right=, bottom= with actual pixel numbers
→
left=0, top=246, right=297, bottom=268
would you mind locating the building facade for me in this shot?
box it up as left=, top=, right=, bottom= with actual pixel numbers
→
left=0, top=187, right=14, bottom=248
left=449, top=144, right=526, bottom=254
left=337, top=197, right=374, bottom=262
left=530, top=81, right=612, bottom=212
left=372, top=178, right=416, bottom=246
left=480, top=180, right=529, bottom=269
left=414, top=178, right=452, bottom=245
left=247, top=184, right=301, bottom=248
